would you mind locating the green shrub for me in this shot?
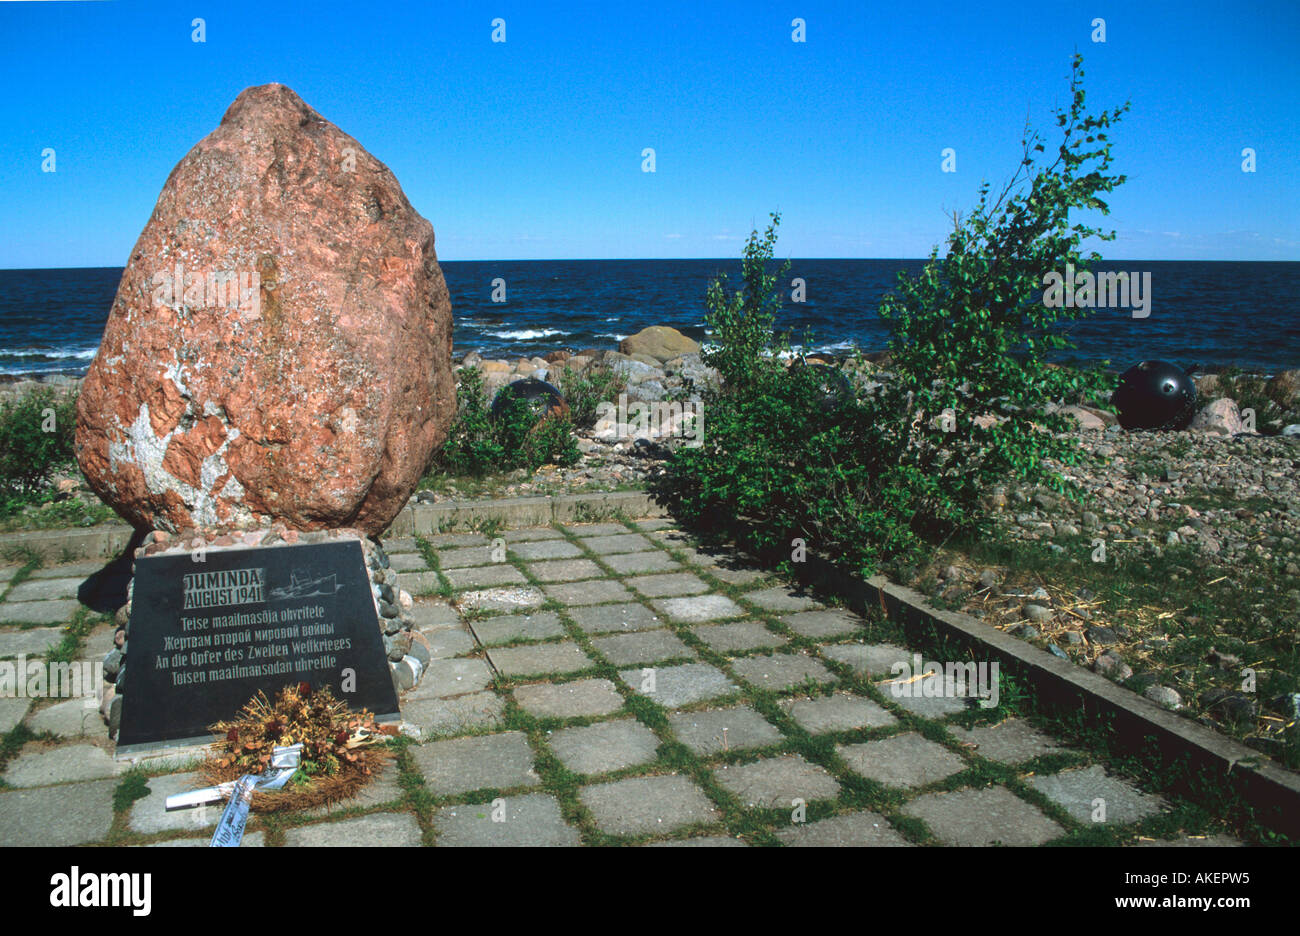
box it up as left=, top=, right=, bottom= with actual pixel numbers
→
left=436, top=366, right=505, bottom=476
left=875, top=54, right=1125, bottom=507
left=433, top=367, right=581, bottom=477
left=701, top=212, right=792, bottom=392
left=0, top=386, right=78, bottom=517
left=558, top=363, right=627, bottom=429
left=661, top=55, right=1127, bottom=578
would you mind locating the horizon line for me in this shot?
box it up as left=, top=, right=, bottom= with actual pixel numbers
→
left=4, top=257, right=1299, bottom=273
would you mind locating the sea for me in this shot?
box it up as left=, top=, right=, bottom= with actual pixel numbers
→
left=1, top=260, right=1297, bottom=378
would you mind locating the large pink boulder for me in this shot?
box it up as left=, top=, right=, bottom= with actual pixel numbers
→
left=76, top=84, right=453, bottom=535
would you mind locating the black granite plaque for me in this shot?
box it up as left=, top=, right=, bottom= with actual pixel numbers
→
left=117, top=539, right=399, bottom=751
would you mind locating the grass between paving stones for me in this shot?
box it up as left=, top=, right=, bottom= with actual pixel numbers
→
left=596, top=518, right=1274, bottom=845
left=660, top=476, right=1299, bottom=783
left=547, top=522, right=935, bottom=844
left=413, top=534, right=453, bottom=597
left=0, top=593, right=110, bottom=783
left=399, top=518, right=1275, bottom=845
left=45, top=605, right=108, bottom=664
left=0, top=724, right=46, bottom=784
left=112, top=766, right=149, bottom=813
left=472, top=537, right=743, bottom=844
left=0, top=546, right=42, bottom=603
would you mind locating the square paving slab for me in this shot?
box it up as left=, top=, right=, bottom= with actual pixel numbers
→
left=29, top=561, right=108, bottom=580
left=902, top=786, right=1067, bottom=846
left=0, top=698, right=29, bottom=734
left=0, top=602, right=80, bottom=627
left=511, top=539, right=583, bottom=561
left=567, top=602, right=664, bottom=634
left=396, top=571, right=441, bottom=596
left=561, top=522, right=630, bottom=537
left=411, top=731, right=541, bottom=795
left=668, top=705, right=784, bottom=756
left=883, top=688, right=973, bottom=719
left=284, top=812, right=423, bottom=847
left=471, top=611, right=566, bottom=645
left=579, top=533, right=655, bottom=555
left=544, top=579, right=634, bottom=607
left=24, top=698, right=110, bottom=740
left=730, top=653, right=835, bottom=691
left=405, top=658, right=494, bottom=700
left=742, top=586, right=823, bottom=613
left=402, top=692, right=506, bottom=738
left=819, top=642, right=912, bottom=677
left=5, top=578, right=84, bottom=602
left=512, top=678, right=625, bottom=719
left=602, top=551, right=682, bottom=575
left=457, top=586, right=546, bottom=613
left=713, top=755, right=841, bottom=809
left=487, top=641, right=593, bottom=677
left=591, top=630, right=694, bottom=666
left=626, top=572, right=711, bottom=598
left=708, top=565, right=769, bottom=587
left=1027, top=765, right=1166, bottom=826
left=432, top=793, right=581, bottom=846
left=0, top=626, right=66, bottom=657
left=2, top=743, right=120, bottom=787
left=388, top=553, right=431, bottom=572
left=407, top=600, right=461, bottom=631
left=435, top=546, right=496, bottom=569
left=837, top=733, right=967, bottom=789
left=781, top=609, right=862, bottom=639
left=618, top=662, right=738, bottom=708
left=776, top=811, right=913, bottom=847
left=418, top=626, right=477, bottom=659
left=129, top=772, right=217, bottom=835
left=781, top=693, right=897, bottom=734
left=546, top=718, right=661, bottom=775
left=0, top=778, right=116, bottom=847
left=693, top=620, right=787, bottom=653
left=948, top=718, right=1065, bottom=765
left=500, top=527, right=563, bottom=542
left=525, top=558, right=605, bottom=582
left=444, top=564, right=526, bottom=590
left=674, top=546, right=728, bottom=567
left=633, top=519, right=675, bottom=531
left=579, top=774, right=719, bottom=837
left=651, top=594, right=745, bottom=624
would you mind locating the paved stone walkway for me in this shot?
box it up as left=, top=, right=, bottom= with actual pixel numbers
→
left=0, top=519, right=1247, bottom=846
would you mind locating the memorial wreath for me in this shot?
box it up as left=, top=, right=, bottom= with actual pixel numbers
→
left=202, top=682, right=395, bottom=813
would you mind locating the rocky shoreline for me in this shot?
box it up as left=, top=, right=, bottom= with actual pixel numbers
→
left=12, top=327, right=1300, bottom=516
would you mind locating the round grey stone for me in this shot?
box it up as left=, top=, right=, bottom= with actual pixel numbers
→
left=1144, top=685, right=1182, bottom=709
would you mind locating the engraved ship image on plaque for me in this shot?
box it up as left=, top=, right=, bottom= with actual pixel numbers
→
left=270, top=569, right=345, bottom=601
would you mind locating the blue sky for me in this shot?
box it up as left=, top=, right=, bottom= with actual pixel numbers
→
left=1, top=0, right=1297, bottom=266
